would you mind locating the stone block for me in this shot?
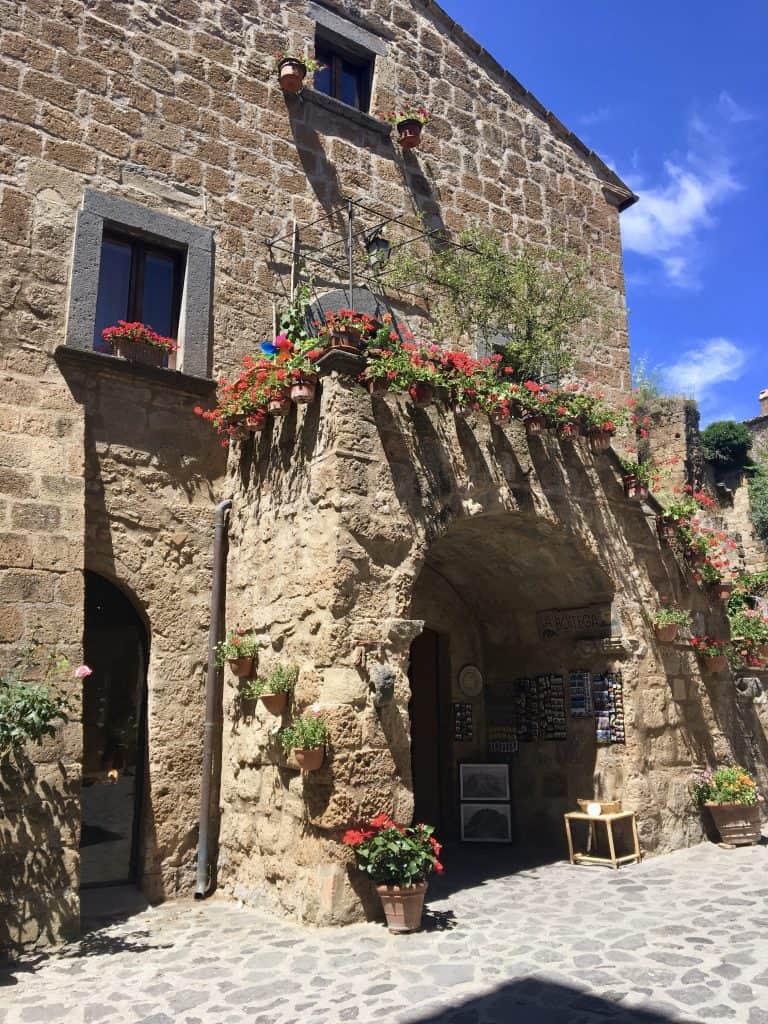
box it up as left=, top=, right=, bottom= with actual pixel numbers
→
left=319, top=666, right=368, bottom=706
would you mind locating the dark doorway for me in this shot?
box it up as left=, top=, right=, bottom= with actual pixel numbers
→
left=408, top=628, right=452, bottom=835
left=80, top=572, right=148, bottom=888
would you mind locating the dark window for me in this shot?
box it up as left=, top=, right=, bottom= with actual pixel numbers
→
left=93, top=231, right=184, bottom=356
left=313, top=39, right=372, bottom=112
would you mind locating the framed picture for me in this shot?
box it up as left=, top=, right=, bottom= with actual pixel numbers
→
left=460, top=802, right=512, bottom=843
left=459, top=763, right=510, bottom=802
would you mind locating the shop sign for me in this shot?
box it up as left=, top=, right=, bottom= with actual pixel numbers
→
left=537, top=603, right=618, bottom=641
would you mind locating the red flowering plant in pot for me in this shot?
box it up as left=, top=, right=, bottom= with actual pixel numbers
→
left=728, top=609, right=768, bottom=668
left=617, top=456, right=657, bottom=501
left=194, top=356, right=271, bottom=444
left=517, top=379, right=552, bottom=435
left=343, top=813, right=443, bottom=933
left=378, top=106, right=431, bottom=149
left=273, top=50, right=326, bottom=94
left=316, top=309, right=379, bottom=353
left=399, top=341, right=443, bottom=407
left=102, top=320, right=178, bottom=368
left=690, top=635, right=731, bottom=673
left=360, top=319, right=412, bottom=396
left=650, top=601, right=691, bottom=643
left=214, top=629, right=264, bottom=679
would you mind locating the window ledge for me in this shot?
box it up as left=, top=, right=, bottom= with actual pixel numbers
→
left=55, top=346, right=217, bottom=396
left=302, top=88, right=392, bottom=136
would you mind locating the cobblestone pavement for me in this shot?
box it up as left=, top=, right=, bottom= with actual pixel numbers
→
left=2, top=838, right=768, bottom=1024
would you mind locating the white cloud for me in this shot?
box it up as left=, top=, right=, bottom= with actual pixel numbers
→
left=662, top=337, right=748, bottom=404
left=579, top=106, right=612, bottom=126
left=621, top=96, right=747, bottom=287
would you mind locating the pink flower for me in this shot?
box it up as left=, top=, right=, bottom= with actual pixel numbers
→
left=74, top=665, right=92, bottom=678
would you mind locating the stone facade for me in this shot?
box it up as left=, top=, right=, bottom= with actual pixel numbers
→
left=0, top=0, right=763, bottom=953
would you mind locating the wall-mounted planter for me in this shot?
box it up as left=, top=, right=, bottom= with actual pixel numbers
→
left=260, top=692, right=287, bottom=715
left=524, top=413, right=547, bottom=437
left=278, top=58, right=306, bottom=94
left=623, top=475, right=648, bottom=501
left=409, top=382, right=434, bottom=407
left=701, top=654, right=729, bottom=673
left=657, top=516, right=677, bottom=545
left=114, top=340, right=165, bottom=367
left=711, top=581, right=733, bottom=602
left=654, top=623, right=679, bottom=643
left=268, top=391, right=291, bottom=417
left=396, top=119, right=423, bottom=149
left=246, top=412, right=267, bottom=433
left=229, top=656, right=254, bottom=678
left=290, top=375, right=318, bottom=404
left=589, top=428, right=614, bottom=451
left=294, top=746, right=324, bottom=771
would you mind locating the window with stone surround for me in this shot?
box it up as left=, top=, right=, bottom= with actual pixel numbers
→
left=66, top=190, right=214, bottom=378
left=309, top=1, right=386, bottom=116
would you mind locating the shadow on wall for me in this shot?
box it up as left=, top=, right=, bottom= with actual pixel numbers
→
left=0, top=755, right=79, bottom=958
left=407, top=976, right=680, bottom=1023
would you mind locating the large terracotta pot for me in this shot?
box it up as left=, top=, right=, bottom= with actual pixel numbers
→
left=294, top=746, right=324, bottom=771
left=396, top=119, right=423, bottom=149
left=703, top=654, right=729, bottom=672
left=229, top=656, right=254, bottom=678
left=260, top=691, right=287, bottom=715
left=278, top=58, right=306, bottom=94
left=655, top=623, right=679, bottom=643
left=329, top=328, right=363, bottom=353
left=524, top=413, right=547, bottom=436
left=705, top=801, right=762, bottom=845
left=409, top=382, right=434, bottom=407
left=376, top=881, right=428, bottom=933
left=290, top=376, right=318, bottom=405
left=623, top=475, right=649, bottom=501
left=589, top=428, right=613, bottom=451
left=114, top=339, right=165, bottom=367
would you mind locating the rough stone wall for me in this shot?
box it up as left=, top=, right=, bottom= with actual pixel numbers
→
left=219, top=377, right=764, bottom=926
left=0, top=0, right=633, bottom=950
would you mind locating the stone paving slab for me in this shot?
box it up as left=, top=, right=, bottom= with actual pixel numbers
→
left=2, top=838, right=767, bottom=1023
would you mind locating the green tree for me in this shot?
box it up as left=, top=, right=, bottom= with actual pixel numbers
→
left=700, top=420, right=753, bottom=471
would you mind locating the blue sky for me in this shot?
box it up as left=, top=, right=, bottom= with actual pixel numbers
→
left=439, top=1, right=767, bottom=424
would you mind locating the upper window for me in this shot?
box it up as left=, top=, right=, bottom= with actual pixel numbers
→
left=93, top=232, right=185, bottom=356
left=313, top=37, right=373, bottom=112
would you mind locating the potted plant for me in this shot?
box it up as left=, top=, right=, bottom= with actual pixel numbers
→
left=378, top=106, right=431, bottom=149
left=343, top=813, right=443, bottom=933
left=361, top=326, right=408, bottom=396
left=285, top=338, right=324, bottom=404
left=618, top=458, right=655, bottom=501
left=691, top=765, right=763, bottom=845
left=101, top=320, right=178, bottom=368
left=273, top=51, right=325, bottom=94
left=401, top=341, right=442, bottom=407
left=691, top=635, right=730, bottom=673
left=656, top=496, right=697, bottom=545
left=729, top=609, right=768, bottom=666
left=242, top=663, right=297, bottom=714
left=651, top=604, right=691, bottom=643
left=316, top=309, right=379, bottom=353
left=280, top=712, right=328, bottom=770
left=1, top=640, right=91, bottom=763
left=215, top=629, right=263, bottom=678
left=517, top=380, right=550, bottom=435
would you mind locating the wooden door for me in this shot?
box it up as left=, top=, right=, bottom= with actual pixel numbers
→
left=409, top=628, right=449, bottom=831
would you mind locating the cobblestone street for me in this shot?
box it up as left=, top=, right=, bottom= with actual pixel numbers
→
left=2, top=838, right=767, bottom=1024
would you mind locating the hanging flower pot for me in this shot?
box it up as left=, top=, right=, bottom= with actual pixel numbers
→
left=376, top=882, right=428, bottom=933
left=490, top=406, right=510, bottom=425
left=229, top=422, right=251, bottom=442
left=268, top=391, right=291, bottom=417
left=229, top=656, right=254, bottom=679
left=558, top=421, right=582, bottom=440
left=246, top=411, right=267, bottom=433
left=589, top=427, right=613, bottom=451
left=396, top=119, right=423, bottom=149
left=367, top=377, right=389, bottom=396
left=294, top=746, right=324, bottom=771
left=409, top=382, right=434, bottom=407
left=655, top=623, right=679, bottom=643
left=260, top=691, right=287, bottom=715
left=703, top=654, right=729, bottom=673
left=657, top=516, right=678, bottom=545
left=290, top=375, right=318, bottom=405
left=524, top=413, right=547, bottom=436
left=623, top=475, right=649, bottom=501
left=277, top=58, right=306, bottom=94
left=329, top=328, right=363, bottom=353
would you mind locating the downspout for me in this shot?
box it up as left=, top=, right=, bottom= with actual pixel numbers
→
left=195, top=497, right=232, bottom=899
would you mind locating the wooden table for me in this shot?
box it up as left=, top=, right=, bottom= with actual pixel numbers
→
left=564, top=810, right=641, bottom=869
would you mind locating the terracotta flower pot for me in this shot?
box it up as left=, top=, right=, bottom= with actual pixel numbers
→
left=329, top=328, right=363, bottom=353
left=260, top=691, right=287, bottom=715
left=689, top=549, right=708, bottom=567
left=228, top=656, right=254, bottom=678
left=229, top=422, right=250, bottom=441
left=490, top=407, right=510, bottom=425
left=246, top=412, right=267, bottom=433
left=623, top=476, right=649, bottom=501
left=655, top=623, right=679, bottom=643
left=524, top=413, right=547, bottom=436
left=290, top=376, right=318, bottom=405
left=294, top=746, right=324, bottom=771
left=705, top=801, right=762, bottom=845
left=268, top=392, right=291, bottom=417
left=376, top=881, right=428, bottom=933
left=278, top=58, right=306, bottom=94
left=657, top=517, right=678, bottom=545
left=409, top=382, right=434, bottom=407
left=702, top=654, right=729, bottom=672
left=367, top=378, right=388, bottom=396
left=114, top=339, right=166, bottom=367
left=396, top=119, right=423, bottom=150
left=589, top=428, right=614, bottom=451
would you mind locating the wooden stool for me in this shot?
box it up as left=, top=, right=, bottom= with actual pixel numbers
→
left=564, top=810, right=641, bottom=869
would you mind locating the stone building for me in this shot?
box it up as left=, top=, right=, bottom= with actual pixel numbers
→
left=1, top=0, right=766, bottom=953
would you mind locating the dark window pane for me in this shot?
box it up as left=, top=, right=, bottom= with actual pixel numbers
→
left=340, top=62, right=360, bottom=108
left=93, top=238, right=131, bottom=352
left=314, top=59, right=332, bottom=97
left=141, top=250, right=177, bottom=338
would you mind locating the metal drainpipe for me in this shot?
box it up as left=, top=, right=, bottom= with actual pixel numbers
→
left=195, top=497, right=232, bottom=899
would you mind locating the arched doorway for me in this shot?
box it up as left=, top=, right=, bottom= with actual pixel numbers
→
left=408, top=514, right=613, bottom=856
left=80, top=572, right=148, bottom=887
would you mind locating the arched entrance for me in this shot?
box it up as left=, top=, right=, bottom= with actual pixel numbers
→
left=80, top=571, right=148, bottom=887
left=408, top=514, right=614, bottom=855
